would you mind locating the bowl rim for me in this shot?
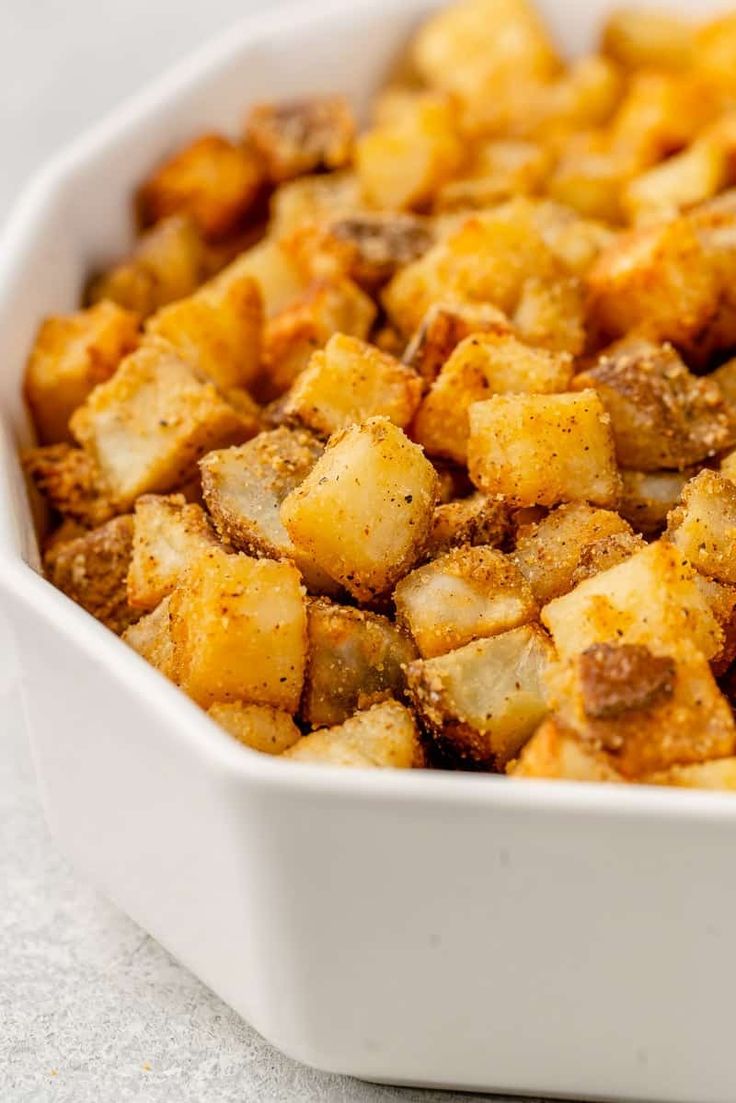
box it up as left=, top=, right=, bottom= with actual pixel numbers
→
left=2, top=0, right=735, bottom=824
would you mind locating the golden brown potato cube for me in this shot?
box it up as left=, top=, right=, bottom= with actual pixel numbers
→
left=301, top=598, right=417, bottom=728
left=427, top=493, right=510, bottom=557
left=262, top=277, right=376, bottom=398
left=573, top=339, right=733, bottom=471
left=602, top=7, right=693, bottom=70
left=413, top=333, right=572, bottom=465
left=666, top=470, right=736, bottom=585
left=145, top=270, right=262, bottom=390
left=546, top=131, right=635, bottom=225
left=509, top=716, right=623, bottom=782
left=610, top=71, right=720, bottom=165
left=70, top=341, right=250, bottom=509
left=695, top=14, right=736, bottom=95
left=395, top=545, right=537, bottom=658
left=283, top=333, right=422, bottom=437
left=434, top=139, right=551, bottom=212
left=407, top=624, right=554, bottom=768
left=127, top=493, right=217, bottom=611
left=712, top=356, right=736, bottom=413
left=284, top=699, right=424, bottom=768
left=215, top=239, right=309, bottom=318
left=569, top=530, right=647, bottom=586
left=513, top=502, right=633, bottom=605
left=207, top=702, right=301, bottom=755
left=646, top=758, right=736, bottom=790
left=541, top=541, right=723, bottom=662
left=122, top=595, right=175, bottom=679
left=530, top=200, right=614, bottom=277
left=137, top=134, right=262, bottom=241
left=169, top=547, right=306, bottom=709
left=468, top=390, right=621, bottom=509
left=619, top=468, right=693, bottom=534
left=402, top=300, right=512, bottom=385
left=47, top=514, right=136, bottom=634
left=42, top=518, right=90, bottom=566
left=512, top=276, right=585, bottom=356
left=87, top=216, right=206, bottom=318
left=281, top=417, right=438, bottom=601
left=246, top=97, right=355, bottom=183
left=622, top=137, right=727, bottom=227
left=288, top=213, right=434, bottom=289
left=25, top=301, right=139, bottom=444
left=23, top=443, right=116, bottom=527
left=270, top=171, right=362, bottom=237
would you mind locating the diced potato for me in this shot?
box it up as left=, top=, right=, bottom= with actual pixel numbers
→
left=434, top=139, right=551, bottom=211
left=610, top=71, right=720, bottom=165
left=666, top=470, right=736, bottom=585
left=513, top=502, right=633, bottom=605
left=695, top=14, right=736, bottom=95
left=245, top=97, right=355, bottom=183
left=169, top=547, right=306, bottom=709
left=413, top=332, right=572, bottom=465
left=42, top=518, right=90, bottom=566
left=70, top=341, right=251, bottom=509
left=207, top=702, right=301, bottom=755
left=712, top=356, right=736, bottom=412
left=695, top=574, right=736, bottom=676
left=301, top=598, right=417, bottom=728
left=137, top=134, right=262, bottom=241
left=127, top=493, right=217, bottom=611
left=509, top=716, right=623, bottom=782
left=602, top=7, right=693, bottom=70
left=426, top=493, right=510, bottom=557
left=573, top=339, right=733, bottom=470
left=215, top=239, right=308, bottom=318
left=395, top=545, right=537, bottom=658
left=270, top=172, right=362, bottom=237
left=569, top=530, right=646, bottom=586
left=122, top=595, right=175, bottom=678
left=407, top=624, right=554, bottom=767
left=46, top=514, right=136, bottom=634
left=284, top=699, right=424, bottom=768
left=283, top=333, right=421, bottom=437
left=87, top=216, right=206, bottom=317
left=512, top=276, right=585, bottom=355
left=541, top=541, right=723, bottom=661
left=25, top=301, right=139, bottom=444
left=647, top=758, right=736, bottom=790
left=622, top=136, right=728, bottom=226
left=468, top=390, right=621, bottom=508
left=547, top=131, right=636, bottom=224
left=145, top=270, right=262, bottom=390
left=281, top=417, right=438, bottom=601
left=262, top=277, right=376, bottom=398
left=23, top=443, right=115, bottom=527
left=402, top=300, right=512, bottom=385
left=619, top=468, right=693, bottom=534
left=530, top=201, right=614, bottom=276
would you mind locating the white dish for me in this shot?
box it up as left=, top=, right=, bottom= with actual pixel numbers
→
left=2, top=1, right=736, bottom=1099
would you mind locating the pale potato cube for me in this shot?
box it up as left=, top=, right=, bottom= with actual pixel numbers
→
left=302, top=599, right=417, bottom=728
left=395, top=545, right=537, bottom=658
left=70, top=341, right=250, bottom=509
left=245, top=97, right=355, bottom=183
left=513, top=502, right=633, bottom=605
left=512, top=276, right=585, bottom=356
left=547, top=132, right=635, bottom=224
left=23, top=443, right=115, bottom=527
left=281, top=418, right=438, bottom=601
left=666, top=470, right=736, bottom=584
left=216, top=239, right=308, bottom=318
left=284, top=699, right=424, bottom=768
left=169, top=548, right=306, bottom=709
left=427, top=493, right=511, bottom=557
left=647, top=758, right=736, bottom=790
left=127, top=494, right=217, bottom=611
left=467, top=390, right=621, bottom=508
left=413, top=333, right=572, bottom=464
left=25, top=301, right=139, bottom=444
left=47, top=514, right=136, bottom=635
left=207, top=702, right=301, bottom=755
left=434, top=139, right=551, bottom=212
left=622, top=137, right=727, bottom=226
left=509, top=717, right=623, bottom=782
left=407, top=624, right=554, bottom=768
left=284, top=333, right=422, bottom=437
left=541, top=541, right=723, bottom=662
left=122, top=595, right=175, bottom=678
left=270, top=172, right=362, bottom=237
left=602, top=7, right=693, bottom=70
left=619, top=468, right=693, bottom=534
left=402, top=300, right=512, bottom=385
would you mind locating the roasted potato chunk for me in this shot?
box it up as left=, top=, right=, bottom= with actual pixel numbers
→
left=246, top=97, right=355, bottom=183
left=207, top=702, right=301, bottom=755
left=23, top=443, right=115, bottom=527
left=402, top=300, right=512, bottom=385
left=170, top=547, right=306, bottom=709
left=122, top=595, right=175, bottom=678
left=601, top=7, right=693, bottom=71
left=666, top=470, right=736, bottom=585
left=619, top=468, right=693, bottom=534
left=509, top=716, right=623, bottom=782
left=270, top=171, right=362, bottom=237
left=46, top=514, right=136, bottom=634
left=284, top=699, right=424, bottom=768
left=512, top=275, right=585, bottom=356
left=25, top=301, right=139, bottom=444
left=646, top=758, right=736, bottom=790
left=281, top=418, right=438, bottom=601
left=569, top=530, right=646, bottom=586
left=434, top=139, right=551, bottom=212
left=426, top=493, right=510, bottom=557
left=127, top=494, right=217, bottom=611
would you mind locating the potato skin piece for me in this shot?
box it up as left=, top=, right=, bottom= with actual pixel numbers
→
left=246, top=97, right=355, bottom=183
left=284, top=700, right=424, bottom=769
left=47, top=514, right=136, bottom=635
left=402, top=300, right=512, bottom=386
left=426, top=493, right=510, bottom=558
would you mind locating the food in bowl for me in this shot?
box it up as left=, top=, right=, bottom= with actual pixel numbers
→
left=20, top=0, right=736, bottom=787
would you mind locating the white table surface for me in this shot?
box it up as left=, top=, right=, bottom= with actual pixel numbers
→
left=0, top=3, right=549, bottom=1099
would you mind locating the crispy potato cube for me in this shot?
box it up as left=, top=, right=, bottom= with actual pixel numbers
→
left=47, top=514, right=136, bottom=634
left=619, top=468, right=692, bottom=534
left=70, top=342, right=250, bottom=509
left=573, top=339, right=733, bottom=470
left=283, top=333, right=422, bottom=437
left=87, top=216, right=206, bottom=318
left=512, top=276, right=585, bottom=356
left=302, top=598, right=417, bottom=728
left=666, top=470, right=736, bottom=584
left=127, top=493, right=217, bottom=611
left=170, top=548, right=306, bottom=708
left=402, top=300, right=512, bottom=385
left=207, top=702, right=301, bottom=755
left=284, top=699, right=423, bottom=768
left=25, top=301, right=139, bottom=444
left=569, top=530, right=647, bottom=586
left=137, top=134, right=262, bottom=241
left=413, top=333, right=572, bottom=464
left=541, top=541, right=723, bottom=662
left=602, top=7, right=693, bottom=70
left=695, top=14, right=736, bottom=95
left=468, top=390, right=620, bottom=508
left=610, top=71, right=720, bottom=164
left=513, top=502, right=633, bottom=605
left=509, top=716, right=623, bottom=782
left=427, top=493, right=510, bottom=557
left=547, top=132, right=635, bottom=224
left=122, top=595, right=175, bottom=678
left=246, top=97, right=355, bottom=183
left=216, top=239, right=308, bottom=318
left=434, top=139, right=551, bottom=212
left=23, top=443, right=115, bottom=527
left=622, top=137, right=727, bottom=226
left=262, top=277, right=376, bottom=397
left=145, top=270, right=262, bottom=390
left=712, top=356, right=736, bottom=412
left=395, top=545, right=536, bottom=658
left=647, top=758, right=736, bottom=790
left=281, top=418, right=438, bottom=601
left=407, top=624, right=554, bottom=768
left=270, top=171, right=362, bottom=237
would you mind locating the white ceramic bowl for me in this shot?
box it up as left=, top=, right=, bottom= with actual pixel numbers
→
left=3, top=1, right=736, bottom=1099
